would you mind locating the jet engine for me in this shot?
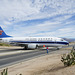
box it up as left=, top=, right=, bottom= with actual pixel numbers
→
left=25, top=44, right=37, bottom=49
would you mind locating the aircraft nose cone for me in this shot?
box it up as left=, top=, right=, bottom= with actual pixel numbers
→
left=66, top=42, right=69, bottom=45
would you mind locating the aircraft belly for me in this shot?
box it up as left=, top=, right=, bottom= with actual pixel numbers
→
left=38, top=43, right=63, bottom=47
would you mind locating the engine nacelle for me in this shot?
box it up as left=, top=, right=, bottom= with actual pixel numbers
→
left=27, top=44, right=37, bottom=49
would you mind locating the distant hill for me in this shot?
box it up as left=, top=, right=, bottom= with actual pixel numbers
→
left=63, top=38, right=75, bottom=42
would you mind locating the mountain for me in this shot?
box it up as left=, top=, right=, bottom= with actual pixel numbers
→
left=63, top=38, right=75, bottom=42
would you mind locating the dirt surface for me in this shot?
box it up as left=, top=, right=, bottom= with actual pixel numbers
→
left=0, top=47, right=75, bottom=75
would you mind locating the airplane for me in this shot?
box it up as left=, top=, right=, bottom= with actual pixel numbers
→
left=0, top=26, right=69, bottom=49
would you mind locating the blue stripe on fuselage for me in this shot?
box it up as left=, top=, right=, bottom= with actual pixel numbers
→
left=10, top=41, right=69, bottom=45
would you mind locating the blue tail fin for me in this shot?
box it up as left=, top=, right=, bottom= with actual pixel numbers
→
left=0, top=26, right=11, bottom=38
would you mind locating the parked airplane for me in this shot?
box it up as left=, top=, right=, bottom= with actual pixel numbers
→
left=0, top=26, right=69, bottom=49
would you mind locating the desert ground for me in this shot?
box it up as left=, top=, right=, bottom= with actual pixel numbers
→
left=0, top=43, right=75, bottom=75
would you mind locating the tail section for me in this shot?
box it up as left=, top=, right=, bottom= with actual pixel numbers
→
left=0, top=26, right=11, bottom=38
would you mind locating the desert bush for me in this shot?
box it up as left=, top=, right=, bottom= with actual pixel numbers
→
left=0, top=68, right=22, bottom=75
left=0, top=43, right=11, bottom=46
left=1, top=68, right=8, bottom=75
left=61, top=49, right=75, bottom=66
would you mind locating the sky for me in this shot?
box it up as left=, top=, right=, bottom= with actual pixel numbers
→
left=0, top=0, right=75, bottom=38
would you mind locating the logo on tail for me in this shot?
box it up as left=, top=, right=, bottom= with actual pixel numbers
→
left=0, top=26, right=11, bottom=38
left=0, top=30, right=3, bottom=35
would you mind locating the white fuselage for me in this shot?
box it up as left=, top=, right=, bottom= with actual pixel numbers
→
left=0, top=26, right=69, bottom=49
left=0, top=37, right=69, bottom=49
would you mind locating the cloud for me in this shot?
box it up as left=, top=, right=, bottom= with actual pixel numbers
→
left=0, top=0, right=75, bottom=22
left=34, top=27, right=75, bottom=38
left=0, top=0, right=75, bottom=38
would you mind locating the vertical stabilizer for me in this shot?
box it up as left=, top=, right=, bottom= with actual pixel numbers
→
left=0, top=26, right=11, bottom=38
